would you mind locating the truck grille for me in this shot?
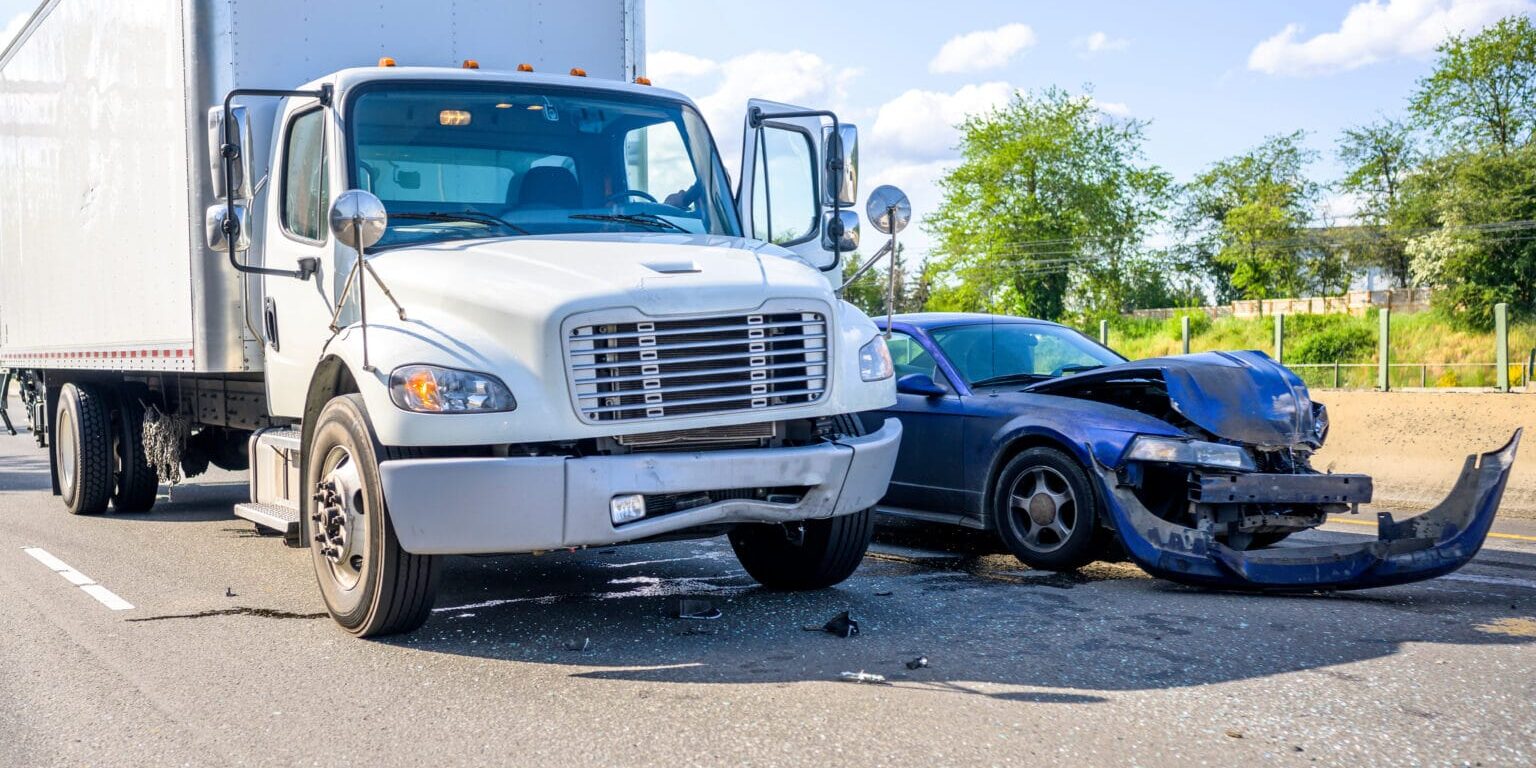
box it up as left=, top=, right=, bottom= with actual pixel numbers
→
left=566, top=312, right=829, bottom=423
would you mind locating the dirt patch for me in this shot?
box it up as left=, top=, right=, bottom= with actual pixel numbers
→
left=1313, top=391, right=1536, bottom=518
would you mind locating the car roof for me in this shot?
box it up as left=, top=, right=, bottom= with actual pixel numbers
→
left=880, top=312, right=1064, bottom=331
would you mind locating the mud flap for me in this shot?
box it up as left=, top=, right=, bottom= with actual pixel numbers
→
left=1095, top=429, right=1522, bottom=591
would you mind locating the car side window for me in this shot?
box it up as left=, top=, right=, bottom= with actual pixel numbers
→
left=282, top=108, right=328, bottom=242
left=888, top=331, right=951, bottom=391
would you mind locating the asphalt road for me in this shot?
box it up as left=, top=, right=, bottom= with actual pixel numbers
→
left=1, top=412, right=1534, bottom=766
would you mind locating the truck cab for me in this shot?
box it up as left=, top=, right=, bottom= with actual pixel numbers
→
left=1, top=0, right=901, bottom=638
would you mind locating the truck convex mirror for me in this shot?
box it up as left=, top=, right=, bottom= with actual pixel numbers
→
left=329, top=190, right=389, bottom=250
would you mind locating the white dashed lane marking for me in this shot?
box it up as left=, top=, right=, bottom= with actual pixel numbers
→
left=22, top=547, right=135, bottom=611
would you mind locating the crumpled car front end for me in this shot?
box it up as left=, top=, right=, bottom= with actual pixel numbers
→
left=1027, top=350, right=1522, bottom=591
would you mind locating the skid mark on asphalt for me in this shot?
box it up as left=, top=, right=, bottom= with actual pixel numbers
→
left=22, top=547, right=134, bottom=610
left=125, top=607, right=326, bottom=622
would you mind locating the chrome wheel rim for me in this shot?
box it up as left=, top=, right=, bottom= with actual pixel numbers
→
left=57, top=406, right=77, bottom=492
left=314, top=445, right=368, bottom=591
left=1006, top=466, right=1077, bottom=554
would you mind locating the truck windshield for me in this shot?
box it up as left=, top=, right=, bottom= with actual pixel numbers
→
left=347, top=84, right=741, bottom=249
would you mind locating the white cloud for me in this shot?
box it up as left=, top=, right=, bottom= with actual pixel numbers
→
left=929, top=23, right=1037, bottom=74
left=1248, top=0, right=1534, bottom=76
left=1093, top=99, right=1131, bottom=118
left=1080, top=31, right=1130, bottom=54
left=646, top=50, right=717, bottom=82
left=871, top=81, right=1015, bottom=159
left=859, top=160, right=954, bottom=259
left=685, top=49, right=860, bottom=176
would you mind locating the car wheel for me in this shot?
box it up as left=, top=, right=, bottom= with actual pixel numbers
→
left=993, top=446, right=1100, bottom=571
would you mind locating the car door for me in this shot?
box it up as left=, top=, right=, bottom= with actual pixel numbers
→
left=872, top=330, right=967, bottom=513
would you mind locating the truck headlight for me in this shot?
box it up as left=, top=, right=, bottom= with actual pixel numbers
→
left=1126, top=436, right=1255, bottom=471
left=858, top=336, right=894, bottom=382
left=389, top=365, right=516, bottom=413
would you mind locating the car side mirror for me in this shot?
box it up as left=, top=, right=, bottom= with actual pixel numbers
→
left=896, top=372, right=946, bottom=398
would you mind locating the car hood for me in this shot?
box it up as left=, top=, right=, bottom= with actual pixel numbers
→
left=1025, top=350, right=1319, bottom=449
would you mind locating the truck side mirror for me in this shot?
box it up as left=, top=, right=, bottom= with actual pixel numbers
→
left=329, top=190, right=388, bottom=250
left=821, top=209, right=860, bottom=252
left=205, top=202, right=250, bottom=253
left=823, top=124, right=858, bottom=207
left=207, top=105, right=253, bottom=200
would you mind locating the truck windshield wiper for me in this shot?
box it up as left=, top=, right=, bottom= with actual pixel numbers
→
left=568, top=212, right=689, bottom=232
left=970, top=372, right=1051, bottom=388
left=391, top=211, right=530, bottom=235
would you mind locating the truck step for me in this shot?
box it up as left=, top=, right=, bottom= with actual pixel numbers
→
left=234, top=502, right=300, bottom=537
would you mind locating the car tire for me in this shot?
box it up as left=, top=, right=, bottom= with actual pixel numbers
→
left=110, top=389, right=159, bottom=513
left=55, top=383, right=113, bottom=516
left=992, top=446, right=1100, bottom=571
left=306, top=394, right=438, bottom=637
left=727, top=414, right=874, bottom=590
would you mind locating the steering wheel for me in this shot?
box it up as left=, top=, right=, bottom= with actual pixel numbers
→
left=605, top=189, right=657, bottom=205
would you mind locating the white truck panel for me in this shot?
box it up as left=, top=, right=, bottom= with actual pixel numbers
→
left=0, top=0, right=641, bottom=373
left=0, top=0, right=197, bottom=370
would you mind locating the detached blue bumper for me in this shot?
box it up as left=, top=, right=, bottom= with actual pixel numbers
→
left=1095, top=429, right=1522, bottom=591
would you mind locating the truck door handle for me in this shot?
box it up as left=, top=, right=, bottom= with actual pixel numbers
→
left=263, top=297, right=280, bottom=352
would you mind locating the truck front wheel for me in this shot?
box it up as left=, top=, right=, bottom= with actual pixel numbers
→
left=729, top=509, right=875, bottom=590
left=305, top=395, right=438, bottom=637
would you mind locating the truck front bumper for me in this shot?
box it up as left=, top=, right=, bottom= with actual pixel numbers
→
left=377, top=419, right=902, bottom=555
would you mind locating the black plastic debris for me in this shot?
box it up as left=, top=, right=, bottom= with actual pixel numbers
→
left=874, top=590, right=894, bottom=597
left=905, top=656, right=929, bottom=670
left=563, top=637, right=591, bottom=652
left=224, top=587, right=236, bottom=598
left=663, top=596, right=722, bottom=620
left=838, top=671, right=886, bottom=684
left=802, top=610, right=859, bottom=638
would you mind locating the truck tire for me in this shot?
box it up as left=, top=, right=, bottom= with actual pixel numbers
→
left=992, top=447, right=1100, bottom=571
left=55, top=383, right=113, bottom=515
left=306, top=394, right=438, bottom=637
left=110, top=390, right=158, bottom=513
left=727, top=414, right=874, bottom=590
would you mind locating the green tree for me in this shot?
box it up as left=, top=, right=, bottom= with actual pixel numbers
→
left=1336, top=118, right=1417, bottom=285
left=1405, top=146, right=1536, bottom=328
left=1176, top=132, right=1322, bottom=301
left=1410, top=15, right=1536, bottom=154
left=922, top=87, right=1171, bottom=321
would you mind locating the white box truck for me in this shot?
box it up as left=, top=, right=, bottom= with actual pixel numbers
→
left=0, top=0, right=902, bottom=636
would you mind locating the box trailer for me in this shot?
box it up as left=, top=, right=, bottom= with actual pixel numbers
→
left=0, top=0, right=903, bottom=636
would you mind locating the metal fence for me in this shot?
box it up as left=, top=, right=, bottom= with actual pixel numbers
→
left=1113, top=301, right=1530, bottom=392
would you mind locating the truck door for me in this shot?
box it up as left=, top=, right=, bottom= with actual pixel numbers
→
left=261, top=101, right=342, bottom=418
left=737, top=99, right=857, bottom=272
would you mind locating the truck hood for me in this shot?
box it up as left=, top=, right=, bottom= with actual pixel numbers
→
left=1025, top=350, right=1320, bottom=449
left=362, top=233, right=830, bottom=317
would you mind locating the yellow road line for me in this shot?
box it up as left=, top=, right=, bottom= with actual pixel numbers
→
left=1327, top=516, right=1536, bottom=542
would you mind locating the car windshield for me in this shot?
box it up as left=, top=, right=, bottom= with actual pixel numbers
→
left=347, top=84, right=741, bottom=249
left=930, top=322, right=1125, bottom=387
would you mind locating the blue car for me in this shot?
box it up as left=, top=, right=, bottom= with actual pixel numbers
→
left=861, top=312, right=1521, bottom=591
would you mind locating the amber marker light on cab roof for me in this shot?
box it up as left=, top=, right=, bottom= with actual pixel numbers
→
left=633, top=76, right=652, bottom=85
left=462, top=59, right=479, bottom=69
left=517, top=63, right=534, bottom=72
left=378, top=56, right=396, bottom=67
left=569, top=67, right=587, bottom=77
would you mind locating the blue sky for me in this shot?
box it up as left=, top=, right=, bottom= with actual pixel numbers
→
left=5, top=0, right=1532, bottom=256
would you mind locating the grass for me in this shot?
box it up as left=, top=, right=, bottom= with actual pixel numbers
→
left=1089, top=309, right=1536, bottom=389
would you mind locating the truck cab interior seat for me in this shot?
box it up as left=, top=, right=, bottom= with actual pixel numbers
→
left=514, top=166, right=580, bottom=209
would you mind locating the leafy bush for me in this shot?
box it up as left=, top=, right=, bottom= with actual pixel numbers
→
left=1289, top=324, right=1377, bottom=364
left=1162, top=312, right=1212, bottom=342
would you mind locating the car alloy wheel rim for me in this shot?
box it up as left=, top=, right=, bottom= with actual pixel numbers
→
left=313, top=445, right=368, bottom=591
left=1007, top=466, right=1077, bottom=553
